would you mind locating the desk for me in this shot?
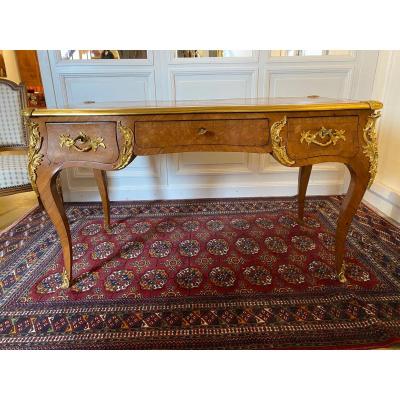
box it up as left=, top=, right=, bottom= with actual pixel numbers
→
left=23, top=97, right=382, bottom=288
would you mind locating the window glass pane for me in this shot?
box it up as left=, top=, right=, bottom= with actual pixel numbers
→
left=176, top=50, right=253, bottom=58
left=270, top=50, right=351, bottom=57
left=60, top=50, right=147, bottom=60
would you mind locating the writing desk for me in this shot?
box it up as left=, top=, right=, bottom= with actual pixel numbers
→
left=23, top=97, right=382, bottom=287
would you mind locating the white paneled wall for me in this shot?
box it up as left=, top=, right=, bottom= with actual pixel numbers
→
left=171, top=68, right=257, bottom=100
left=63, top=73, right=155, bottom=103
left=37, top=50, right=379, bottom=202
left=364, top=51, right=400, bottom=223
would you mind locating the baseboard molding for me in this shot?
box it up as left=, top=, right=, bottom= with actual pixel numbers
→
left=364, top=181, right=400, bottom=223
left=64, top=180, right=344, bottom=202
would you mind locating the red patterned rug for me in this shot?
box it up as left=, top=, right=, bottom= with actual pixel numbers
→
left=0, top=196, right=399, bottom=349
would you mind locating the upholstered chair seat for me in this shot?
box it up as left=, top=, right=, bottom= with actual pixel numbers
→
left=0, top=78, right=33, bottom=197
left=0, top=153, right=30, bottom=190
left=0, top=83, right=27, bottom=148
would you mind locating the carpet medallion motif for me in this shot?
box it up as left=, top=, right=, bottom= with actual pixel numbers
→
left=0, top=196, right=400, bottom=349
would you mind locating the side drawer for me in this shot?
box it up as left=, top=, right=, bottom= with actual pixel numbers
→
left=286, top=116, right=359, bottom=160
left=134, top=118, right=269, bottom=149
left=46, top=122, right=119, bottom=164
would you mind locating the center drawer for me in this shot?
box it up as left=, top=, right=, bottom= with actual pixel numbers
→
left=134, top=118, right=269, bottom=149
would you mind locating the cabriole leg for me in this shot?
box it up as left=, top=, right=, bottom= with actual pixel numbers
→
left=37, top=169, right=72, bottom=288
left=94, top=169, right=110, bottom=230
left=335, top=163, right=369, bottom=283
left=298, top=165, right=312, bottom=222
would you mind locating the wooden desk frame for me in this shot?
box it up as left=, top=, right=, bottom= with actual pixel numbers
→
left=23, top=98, right=382, bottom=288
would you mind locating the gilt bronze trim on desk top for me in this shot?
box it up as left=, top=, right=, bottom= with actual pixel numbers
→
left=23, top=97, right=383, bottom=117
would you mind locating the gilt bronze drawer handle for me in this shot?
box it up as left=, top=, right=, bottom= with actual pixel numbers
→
left=59, top=132, right=106, bottom=152
left=300, top=127, right=346, bottom=147
left=197, top=127, right=209, bottom=135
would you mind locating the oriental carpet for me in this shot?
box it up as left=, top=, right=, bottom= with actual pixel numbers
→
left=0, top=196, right=399, bottom=349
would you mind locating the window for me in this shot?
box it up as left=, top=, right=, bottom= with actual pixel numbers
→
left=270, top=50, right=351, bottom=57
left=176, top=50, right=253, bottom=58
left=60, top=50, right=148, bottom=60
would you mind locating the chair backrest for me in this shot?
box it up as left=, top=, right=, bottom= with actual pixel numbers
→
left=0, top=78, right=28, bottom=149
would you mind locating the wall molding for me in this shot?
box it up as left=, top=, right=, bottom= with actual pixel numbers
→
left=59, top=70, right=156, bottom=105
left=265, top=66, right=354, bottom=98
left=168, top=66, right=258, bottom=101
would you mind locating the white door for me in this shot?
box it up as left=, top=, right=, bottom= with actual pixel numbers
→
left=38, top=50, right=379, bottom=201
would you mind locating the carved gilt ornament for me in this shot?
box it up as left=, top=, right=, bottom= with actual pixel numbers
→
left=114, top=122, right=134, bottom=170
left=26, top=119, right=44, bottom=194
left=59, top=132, right=106, bottom=152
left=363, top=111, right=381, bottom=188
left=300, top=127, right=346, bottom=147
left=270, top=116, right=295, bottom=166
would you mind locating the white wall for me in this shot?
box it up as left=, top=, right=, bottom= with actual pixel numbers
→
left=364, top=51, right=400, bottom=223
left=37, top=50, right=379, bottom=204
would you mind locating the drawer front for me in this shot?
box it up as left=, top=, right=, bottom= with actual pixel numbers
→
left=46, top=122, right=119, bottom=164
left=286, top=116, right=359, bottom=160
left=134, top=118, right=269, bottom=149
